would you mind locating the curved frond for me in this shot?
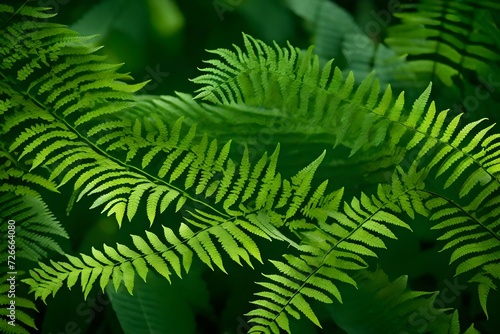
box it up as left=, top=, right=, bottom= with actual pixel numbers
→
left=247, top=167, right=429, bottom=332
left=22, top=216, right=266, bottom=301
left=426, top=194, right=500, bottom=319
left=192, top=34, right=500, bottom=203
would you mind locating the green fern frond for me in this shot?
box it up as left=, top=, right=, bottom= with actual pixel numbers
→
left=0, top=274, right=38, bottom=334
left=3, top=10, right=342, bottom=311
left=0, top=192, right=67, bottom=261
left=87, top=106, right=331, bottom=227
left=0, top=157, right=66, bottom=333
left=286, top=0, right=416, bottom=91
left=192, top=33, right=387, bottom=155
left=0, top=5, right=230, bottom=228
left=0, top=164, right=65, bottom=334
left=3, top=5, right=499, bottom=333
left=22, top=214, right=266, bottom=302
left=189, top=34, right=432, bottom=157
left=426, top=194, right=500, bottom=318
left=0, top=4, right=145, bottom=159
left=192, top=34, right=500, bottom=224
left=386, top=0, right=500, bottom=90
left=125, top=92, right=408, bottom=193
left=0, top=153, right=67, bottom=262
left=23, top=143, right=336, bottom=302
left=247, top=166, right=428, bottom=333
left=192, top=33, right=500, bottom=329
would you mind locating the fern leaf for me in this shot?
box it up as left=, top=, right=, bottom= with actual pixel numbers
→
left=23, top=213, right=269, bottom=301
left=386, top=0, right=500, bottom=93
left=427, top=195, right=500, bottom=316
left=248, top=167, right=426, bottom=332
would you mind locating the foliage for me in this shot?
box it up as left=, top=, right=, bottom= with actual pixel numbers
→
left=0, top=1, right=499, bottom=333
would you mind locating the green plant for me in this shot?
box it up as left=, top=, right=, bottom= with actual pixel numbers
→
left=1, top=1, right=499, bottom=334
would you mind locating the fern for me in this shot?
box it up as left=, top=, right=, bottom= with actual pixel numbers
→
left=2, top=3, right=500, bottom=333
left=426, top=195, right=500, bottom=319
left=191, top=33, right=500, bottom=331
left=191, top=33, right=500, bottom=198
left=0, top=8, right=335, bottom=294
left=191, top=33, right=436, bottom=158
left=286, top=0, right=416, bottom=92
left=0, top=147, right=66, bottom=334
left=22, top=147, right=331, bottom=301
left=23, top=221, right=249, bottom=301
left=326, top=268, right=457, bottom=334
left=385, top=0, right=500, bottom=97
left=0, top=191, right=67, bottom=263
left=0, top=273, right=38, bottom=334
left=0, top=10, right=334, bottom=306
left=246, top=166, right=428, bottom=333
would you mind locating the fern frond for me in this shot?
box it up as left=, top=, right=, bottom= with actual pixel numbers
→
left=0, top=153, right=67, bottom=262
left=0, top=156, right=66, bottom=334
left=247, top=166, right=428, bottom=333
left=0, top=192, right=67, bottom=261
left=22, top=214, right=267, bottom=301
left=386, top=0, right=500, bottom=92
left=124, top=92, right=405, bottom=192
left=192, top=33, right=500, bottom=327
left=189, top=34, right=430, bottom=157
left=286, top=0, right=416, bottom=92
left=0, top=274, right=38, bottom=334
left=0, top=5, right=236, bottom=228
left=192, top=34, right=500, bottom=232
left=4, top=6, right=499, bottom=333
left=23, top=143, right=337, bottom=301
left=425, top=194, right=500, bottom=318
left=3, top=13, right=345, bottom=317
